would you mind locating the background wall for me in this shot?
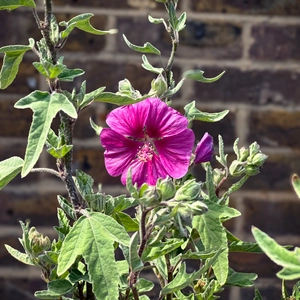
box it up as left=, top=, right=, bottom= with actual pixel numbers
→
left=0, top=0, right=300, bottom=299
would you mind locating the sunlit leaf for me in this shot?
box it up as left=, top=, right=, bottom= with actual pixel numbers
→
left=183, top=70, right=225, bottom=83
left=4, top=244, right=34, bottom=265
left=0, top=156, right=23, bottom=190
left=123, top=34, right=160, bottom=55
left=0, top=0, right=35, bottom=10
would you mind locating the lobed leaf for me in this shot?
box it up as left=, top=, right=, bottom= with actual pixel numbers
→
left=0, top=156, right=23, bottom=190
left=14, top=91, right=77, bottom=177
left=57, top=212, right=130, bottom=299
left=123, top=34, right=160, bottom=55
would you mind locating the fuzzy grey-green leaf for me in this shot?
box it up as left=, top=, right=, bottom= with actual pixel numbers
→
left=0, top=156, right=23, bottom=190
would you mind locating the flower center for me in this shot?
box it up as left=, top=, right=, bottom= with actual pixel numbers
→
left=137, top=142, right=155, bottom=162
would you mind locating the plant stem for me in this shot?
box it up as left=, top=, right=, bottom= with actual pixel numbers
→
left=31, top=168, right=61, bottom=178
left=86, top=282, right=95, bottom=300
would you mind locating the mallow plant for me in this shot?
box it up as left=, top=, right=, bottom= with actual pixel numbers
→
left=0, top=0, right=269, bottom=299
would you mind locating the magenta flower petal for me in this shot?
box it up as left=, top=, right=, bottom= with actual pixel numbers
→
left=155, top=128, right=195, bottom=178
left=194, top=132, right=214, bottom=164
left=146, top=98, right=189, bottom=138
left=100, top=98, right=195, bottom=187
left=121, top=154, right=168, bottom=187
left=100, top=128, right=142, bottom=176
left=106, top=101, right=150, bottom=138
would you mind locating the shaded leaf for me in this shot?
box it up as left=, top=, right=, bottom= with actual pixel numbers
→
left=226, top=268, right=257, bottom=287
left=57, top=68, right=85, bottom=82
left=14, top=91, right=77, bottom=177
left=0, top=156, right=23, bottom=190
left=128, top=232, right=144, bottom=272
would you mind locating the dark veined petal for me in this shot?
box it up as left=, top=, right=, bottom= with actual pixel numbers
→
left=106, top=100, right=150, bottom=139
left=155, top=128, right=195, bottom=178
left=100, top=128, right=142, bottom=176
left=194, top=132, right=214, bottom=164
left=145, top=98, right=189, bottom=138
left=121, top=154, right=168, bottom=187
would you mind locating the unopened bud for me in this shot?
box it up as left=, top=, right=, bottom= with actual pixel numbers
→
left=174, top=179, right=201, bottom=201
left=150, top=74, right=168, bottom=97
left=229, top=160, right=245, bottom=177
left=188, top=201, right=208, bottom=215
left=157, top=177, right=176, bottom=200
left=213, top=168, right=225, bottom=186
left=245, top=164, right=261, bottom=176
left=239, top=147, right=249, bottom=162
left=250, top=153, right=268, bottom=167
left=177, top=206, right=193, bottom=227
left=140, top=185, right=162, bottom=207
left=29, top=227, right=51, bottom=255
left=249, top=142, right=260, bottom=157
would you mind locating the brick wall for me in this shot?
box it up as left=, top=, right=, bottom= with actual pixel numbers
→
left=0, top=0, right=300, bottom=299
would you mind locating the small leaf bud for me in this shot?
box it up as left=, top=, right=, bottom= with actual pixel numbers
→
left=188, top=201, right=208, bottom=215
left=245, top=164, right=261, bottom=176
left=140, top=185, right=162, bottom=207
left=229, top=160, right=245, bottom=177
left=239, top=146, right=249, bottom=162
left=150, top=74, right=168, bottom=97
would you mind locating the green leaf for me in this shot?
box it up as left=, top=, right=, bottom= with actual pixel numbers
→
left=0, top=0, right=35, bottom=10
left=4, top=244, right=34, bottom=266
left=216, top=135, right=227, bottom=167
left=48, top=279, right=73, bottom=294
left=93, top=92, right=151, bottom=106
left=252, top=226, right=300, bottom=280
left=0, top=40, right=34, bottom=89
left=89, top=118, right=103, bottom=136
left=148, top=15, right=165, bottom=25
left=79, top=86, right=106, bottom=110
left=292, top=174, right=300, bottom=199
left=57, top=68, right=85, bottom=82
left=33, top=62, right=66, bottom=79
left=128, top=232, right=144, bottom=272
left=57, top=212, right=130, bottom=299
left=136, top=278, right=154, bottom=293
left=47, top=145, right=73, bottom=159
left=141, top=55, right=163, bottom=74
left=60, top=13, right=117, bottom=37
left=192, top=200, right=240, bottom=285
left=123, top=34, right=161, bottom=55
left=116, top=212, right=139, bottom=232
left=177, top=12, right=186, bottom=32
left=0, top=156, right=23, bottom=190
left=14, top=91, right=77, bottom=177
left=229, top=241, right=263, bottom=253
left=184, top=101, right=229, bottom=122
left=57, top=196, right=77, bottom=221
left=183, top=70, right=225, bottom=83
left=226, top=268, right=257, bottom=287
left=253, top=288, right=263, bottom=300
left=34, top=290, right=63, bottom=299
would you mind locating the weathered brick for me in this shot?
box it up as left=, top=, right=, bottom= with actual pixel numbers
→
left=248, top=110, right=300, bottom=148
left=190, top=0, right=300, bottom=15
left=242, top=197, right=300, bottom=235
left=0, top=278, right=42, bottom=300
left=53, top=0, right=162, bottom=9
left=178, top=21, right=242, bottom=59
left=192, top=67, right=300, bottom=105
left=0, top=190, right=63, bottom=226
left=73, top=147, right=122, bottom=185
left=250, top=25, right=300, bottom=61
left=0, top=98, right=32, bottom=137
left=229, top=251, right=281, bottom=278
left=62, top=60, right=157, bottom=96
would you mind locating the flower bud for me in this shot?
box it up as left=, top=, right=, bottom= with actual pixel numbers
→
left=140, top=185, right=162, bottom=207
left=249, top=142, right=260, bottom=157
left=213, top=168, right=225, bottom=186
left=245, top=164, right=261, bottom=176
left=156, top=177, right=176, bottom=200
left=229, top=160, right=245, bottom=177
left=250, top=153, right=268, bottom=167
left=150, top=74, right=168, bottom=97
left=29, top=227, right=51, bottom=255
left=174, top=179, right=201, bottom=201
left=239, top=146, right=249, bottom=162
left=177, top=206, right=193, bottom=227
left=194, top=133, right=214, bottom=164
left=188, top=201, right=208, bottom=215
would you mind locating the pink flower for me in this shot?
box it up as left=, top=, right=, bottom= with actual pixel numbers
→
left=194, top=132, right=214, bottom=164
left=100, top=98, right=195, bottom=187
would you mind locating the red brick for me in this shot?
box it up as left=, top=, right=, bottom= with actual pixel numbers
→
left=243, top=197, right=300, bottom=235
left=250, top=25, right=300, bottom=61
left=190, top=0, right=300, bottom=15
left=0, top=190, right=62, bottom=226
left=179, top=21, right=242, bottom=59
left=192, top=67, right=300, bottom=105
left=248, top=110, right=300, bottom=148
left=0, top=98, right=32, bottom=137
